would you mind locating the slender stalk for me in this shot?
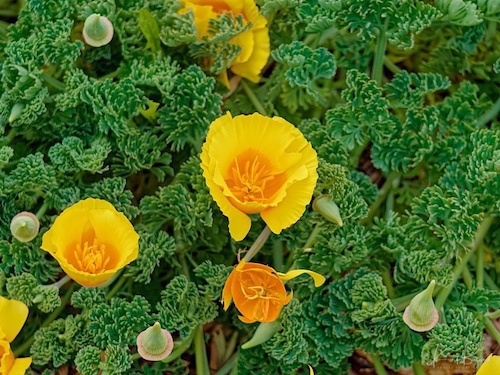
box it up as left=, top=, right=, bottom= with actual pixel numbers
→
left=485, top=272, right=500, bottom=291
left=243, top=226, right=272, bottom=262
left=484, top=317, right=500, bottom=346
left=215, top=352, right=238, bottom=375
left=361, top=173, right=398, bottom=225
left=477, top=96, right=500, bottom=128
left=477, top=246, right=484, bottom=289
left=371, top=353, right=388, bottom=375
left=391, top=291, right=420, bottom=312
left=194, top=325, right=210, bottom=375
left=41, top=73, right=66, bottom=91
left=372, top=18, right=389, bottom=86
left=35, top=202, right=48, bottom=219
left=162, top=329, right=196, bottom=363
left=241, top=80, right=268, bottom=116
left=131, top=353, right=141, bottom=360
left=52, top=274, right=71, bottom=289
left=384, top=56, right=402, bottom=74
left=304, top=225, right=322, bottom=250
left=435, top=215, right=494, bottom=309
left=486, top=309, right=500, bottom=320
left=106, top=273, right=127, bottom=300
left=462, top=265, right=473, bottom=290
left=412, top=361, right=426, bottom=375
left=381, top=269, right=395, bottom=299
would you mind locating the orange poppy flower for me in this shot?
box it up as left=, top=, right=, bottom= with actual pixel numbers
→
left=181, top=0, right=270, bottom=86
left=41, top=198, right=139, bottom=287
left=200, top=112, right=318, bottom=241
left=0, top=297, right=32, bottom=375
left=222, top=261, right=325, bottom=323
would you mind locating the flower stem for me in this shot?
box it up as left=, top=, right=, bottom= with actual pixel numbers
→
left=484, top=317, right=500, bottom=346
left=477, top=245, right=484, bottom=289
left=194, top=325, right=210, bottom=375
left=381, top=268, right=395, bottom=299
left=412, top=361, right=426, bottom=375
left=241, top=80, right=268, bottom=116
left=35, top=202, right=49, bottom=219
left=162, top=329, right=196, bottom=363
left=215, top=351, right=238, bottom=375
left=371, top=353, right=388, bottom=375
left=52, top=274, right=71, bottom=289
left=485, top=272, right=499, bottom=291
left=462, top=265, right=473, bottom=290
left=372, top=17, right=389, bottom=86
left=106, top=272, right=127, bottom=300
left=41, top=72, right=66, bottom=91
left=486, top=309, right=500, bottom=320
left=435, top=215, right=494, bottom=310
left=477, top=96, right=500, bottom=128
left=243, top=226, right=272, bottom=262
left=362, top=173, right=399, bottom=225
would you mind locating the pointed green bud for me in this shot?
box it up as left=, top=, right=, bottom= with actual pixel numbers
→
left=10, top=211, right=40, bottom=242
left=241, top=321, right=280, bottom=350
left=8, top=103, right=25, bottom=123
left=312, top=195, right=343, bottom=226
left=83, top=14, right=114, bottom=47
left=136, top=322, right=174, bottom=361
left=403, top=280, right=439, bottom=332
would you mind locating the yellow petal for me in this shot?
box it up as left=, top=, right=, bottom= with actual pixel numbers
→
left=0, top=297, right=28, bottom=343
left=10, top=357, right=32, bottom=375
left=309, top=365, right=314, bottom=375
left=277, top=269, right=326, bottom=287
left=478, top=354, right=500, bottom=375
left=0, top=339, right=15, bottom=373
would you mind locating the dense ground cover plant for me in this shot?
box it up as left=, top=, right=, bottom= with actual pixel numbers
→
left=0, top=0, right=499, bottom=374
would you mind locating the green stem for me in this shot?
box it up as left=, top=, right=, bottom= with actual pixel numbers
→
left=391, top=291, right=420, bottom=312
left=361, top=173, right=399, bottom=225
left=462, top=265, right=473, bottom=290
left=372, top=18, right=389, bottom=86
left=384, top=56, right=402, bottom=75
left=381, top=269, right=395, bottom=299
left=215, top=352, right=238, bottom=375
left=41, top=73, right=66, bottom=91
left=477, top=96, right=500, bottom=128
left=243, top=226, right=272, bottom=262
left=194, top=325, right=210, bottom=375
left=1, top=129, right=17, bottom=145
left=131, top=353, right=141, bottom=360
left=13, top=283, right=76, bottom=356
left=162, top=329, right=196, bottom=363
left=106, top=272, right=127, bottom=300
left=52, top=274, right=71, bottom=289
left=371, top=353, right=388, bottom=375
left=35, top=202, right=48, bottom=219
left=477, top=245, right=484, bottom=289
left=304, top=224, right=322, bottom=250
left=486, top=309, right=500, bottom=320
left=484, top=317, right=500, bottom=346
left=241, top=80, right=268, bottom=116
left=485, top=272, right=499, bottom=291
left=435, top=215, right=494, bottom=310
left=179, top=252, right=192, bottom=281
left=412, top=361, right=426, bottom=375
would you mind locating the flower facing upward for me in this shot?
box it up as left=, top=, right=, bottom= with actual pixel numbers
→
left=200, top=112, right=318, bottom=241
left=477, top=355, right=500, bottom=375
left=0, top=296, right=32, bottom=375
left=41, top=198, right=139, bottom=287
left=181, top=0, right=270, bottom=86
left=222, top=261, right=325, bottom=323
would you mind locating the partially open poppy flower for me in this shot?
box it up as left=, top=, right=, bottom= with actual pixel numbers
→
left=477, top=354, right=500, bottom=375
left=222, top=261, right=325, bottom=323
left=181, top=0, right=270, bottom=86
left=41, top=198, right=139, bottom=287
left=200, top=112, right=318, bottom=241
left=0, top=297, right=32, bottom=375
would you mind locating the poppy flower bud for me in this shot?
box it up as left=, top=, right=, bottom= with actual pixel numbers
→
left=10, top=212, right=40, bottom=242
left=241, top=321, right=280, bottom=349
left=403, top=280, right=439, bottom=332
left=8, top=103, right=25, bottom=123
left=83, top=14, right=114, bottom=47
left=312, top=195, right=343, bottom=226
left=136, top=322, right=174, bottom=361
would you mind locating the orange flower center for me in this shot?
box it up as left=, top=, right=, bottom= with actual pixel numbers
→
left=74, top=238, right=110, bottom=274
left=227, top=150, right=285, bottom=203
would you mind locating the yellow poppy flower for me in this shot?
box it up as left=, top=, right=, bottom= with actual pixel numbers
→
left=477, top=354, right=500, bottom=375
left=200, top=112, right=318, bottom=241
left=181, top=0, right=270, bottom=86
left=0, top=297, right=32, bottom=375
left=222, top=260, right=325, bottom=323
left=41, top=198, right=139, bottom=287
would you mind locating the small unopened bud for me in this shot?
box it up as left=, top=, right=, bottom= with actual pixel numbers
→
left=403, top=280, right=439, bottom=332
left=10, top=212, right=40, bottom=242
left=312, top=195, right=343, bottom=226
left=8, top=103, right=25, bottom=123
left=137, top=322, right=174, bottom=361
left=83, top=14, right=114, bottom=47
left=241, top=321, right=280, bottom=349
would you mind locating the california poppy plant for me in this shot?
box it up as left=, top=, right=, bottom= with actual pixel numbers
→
left=0, top=297, right=31, bottom=375
left=222, top=260, right=325, bottom=323
left=181, top=0, right=270, bottom=86
left=200, top=112, right=318, bottom=241
left=41, top=198, right=139, bottom=287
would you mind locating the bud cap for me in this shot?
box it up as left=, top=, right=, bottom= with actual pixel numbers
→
left=403, top=280, right=439, bottom=332
left=83, top=14, right=114, bottom=47
left=10, top=212, right=40, bottom=242
left=137, top=322, right=174, bottom=361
